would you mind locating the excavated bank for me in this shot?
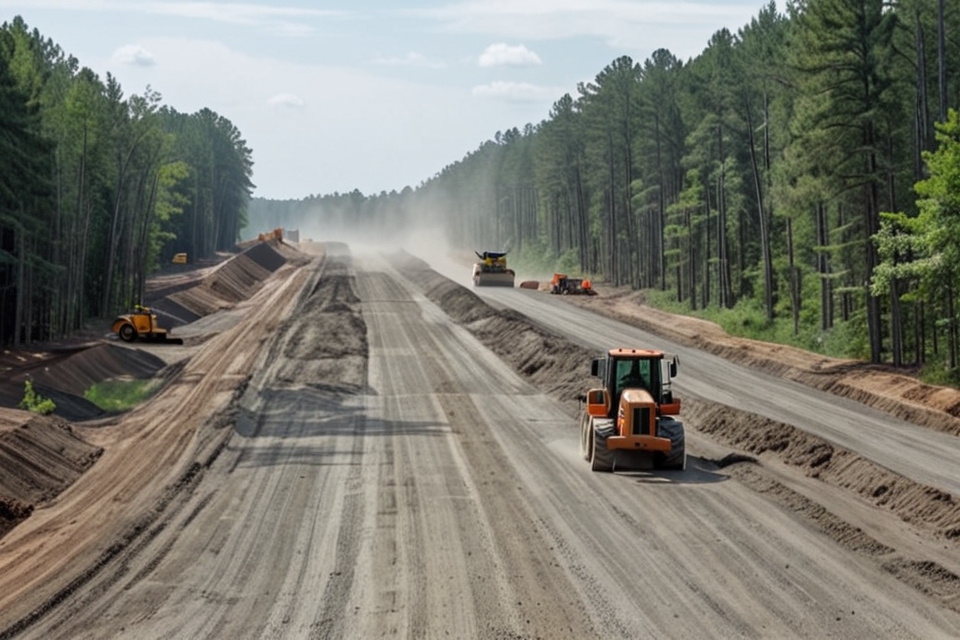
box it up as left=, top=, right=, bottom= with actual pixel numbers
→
left=390, top=253, right=595, bottom=406
left=0, top=240, right=310, bottom=543
left=392, top=251, right=960, bottom=613
left=13, top=344, right=166, bottom=398
left=271, top=244, right=367, bottom=393
left=0, top=411, right=103, bottom=538
left=564, top=290, right=960, bottom=437
left=163, top=239, right=304, bottom=321
left=683, top=397, right=960, bottom=541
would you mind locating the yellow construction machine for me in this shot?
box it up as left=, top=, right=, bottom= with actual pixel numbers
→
left=111, top=305, right=184, bottom=344
left=472, top=250, right=515, bottom=287
left=579, top=348, right=685, bottom=472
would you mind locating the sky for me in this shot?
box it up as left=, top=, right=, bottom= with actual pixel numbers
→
left=1, top=1, right=770, bottom=200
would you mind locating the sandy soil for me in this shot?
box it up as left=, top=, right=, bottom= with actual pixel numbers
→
left=562, top=286, right=960, bottom=436
left=1, top=245, right=959, bottom=637
left=0, top=239, right=299, bottom=548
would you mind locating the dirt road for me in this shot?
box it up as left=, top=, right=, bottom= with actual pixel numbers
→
left=3, top=244, right=960, bottom=638
left=465, top=285, right=960, bottom=497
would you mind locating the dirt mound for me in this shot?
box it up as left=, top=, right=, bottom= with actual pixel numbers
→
left=242, top=240, right=289, bottom=272
left=146, top=297, right=202, bottom=327
left=0, top=410, right=102, bottom=538
left=684, top=397, right=960, bottom=541
left=393, top=252, right=596, bottom=407
left=166, top=240, right=292, bottom=318
left=272, top=244, right=367, bottom=393
left=12, top=343, right=166, bottom=397
left=564, top=289, right=960, bottom=437
left=0, top=344, right=166, bottom=420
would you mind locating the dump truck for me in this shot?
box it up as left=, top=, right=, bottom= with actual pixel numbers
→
left=550, top=273, right=595, bottom=295
left=579, top=348, right=685, bottom=472
left=111, top=305, right=184, bottom=344
left=472, top=250, right=515, bottom=287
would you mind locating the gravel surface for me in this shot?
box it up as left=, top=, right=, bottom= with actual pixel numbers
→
left=0, top=241, right=959, bottom=638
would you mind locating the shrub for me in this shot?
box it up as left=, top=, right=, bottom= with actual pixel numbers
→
left=19, top=380, right=56, bottom=415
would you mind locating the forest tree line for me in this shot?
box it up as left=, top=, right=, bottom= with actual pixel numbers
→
left=0, top=16, right=253, bottom=347
left=252, top=0, right=960, bottom=372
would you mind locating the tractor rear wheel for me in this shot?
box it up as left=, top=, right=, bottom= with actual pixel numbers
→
left=579, top=414, right=592, bottom=461
left=118, top=324, right=137, bottom=342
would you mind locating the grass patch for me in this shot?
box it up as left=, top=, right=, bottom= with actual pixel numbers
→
left=641, top=288, right=868, bottom=360
left=84, top=379, right=160, bottom=412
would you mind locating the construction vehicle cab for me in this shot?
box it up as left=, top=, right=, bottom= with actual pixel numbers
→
left=172, top=252, right=188, bottom=265
left=550, top=273, right=595, bottom=295
left=579, top=348, right=684, bottom=472
left=111, top=305, right=183, bottom=344
left=472, top=250, right=516, bottom=287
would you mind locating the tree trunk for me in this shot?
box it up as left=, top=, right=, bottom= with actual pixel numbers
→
left=747, top=106, right=773, bottom=321
left=938, top=0, right=947, bottom=122
left=890, top=279, right=903, bottom=367
left=788, top=217, right=800, bottom=335
left=817, top=203, right=833, bottom=331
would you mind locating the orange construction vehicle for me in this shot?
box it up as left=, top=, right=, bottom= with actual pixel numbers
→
left=111, top=305, right=184, bottom=344
left=579, top=348, right=685, bottom=472
left=550, top=273, right=595, bottom=295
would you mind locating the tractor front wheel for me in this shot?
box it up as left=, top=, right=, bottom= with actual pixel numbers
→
left=590, top=421, right=615, bottom=473
left=118, top=324, right=137, bottom=342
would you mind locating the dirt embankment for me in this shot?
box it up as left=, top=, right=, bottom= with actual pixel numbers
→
left=262, top=243, right=367, bottom=394
left=0, top=239, right=299, bottom=543
left=565, top=288, right=960, bottom=436
left=395, top=253, right=960, bottom=611
left=0, top=412, right=102, bottom=537
left=391, top=253, right=596, bottom=411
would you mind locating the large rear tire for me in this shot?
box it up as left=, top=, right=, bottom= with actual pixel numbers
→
left=579, top=413, right=592, bottom=461
left=118, top=324, right=137, bottom=342
left=655, top=418, right=686, bottom=470
left=590, top=420, right=615, bottom=473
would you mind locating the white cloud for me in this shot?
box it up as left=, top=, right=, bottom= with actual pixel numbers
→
left=371, top=52, right=446, bottom=69
left=478, top=43, right=541, bottom=68
left=412, top=1, right=759, bottom=60
left=472, top=81, right=556, bottom=102
left=4, top=0, right=342, bottom=35
left=112, top=44, right=156, bottom=67
left=6, top=0, right=342, bottom=22
left=268, top=93, right=304, bottom=108
left=101, top=36, right=535, bottom=198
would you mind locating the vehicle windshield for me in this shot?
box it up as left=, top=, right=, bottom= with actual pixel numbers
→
left=613, top=357, right=658, bottom=401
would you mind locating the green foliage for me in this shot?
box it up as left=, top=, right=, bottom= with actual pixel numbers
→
left=0, top=16, right=254, bottom=346
left=19, top=380, right=56, bottom=415
left=917, top=353, right=960, bottom=388
left=644, top=283, right=869, bottom=359
left=84, top=379, right=159, bottom=413
left=510, top=240, right=585, bottom=279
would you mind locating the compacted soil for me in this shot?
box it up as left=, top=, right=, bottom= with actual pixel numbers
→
left=0, top=243, right=958, bottom=638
